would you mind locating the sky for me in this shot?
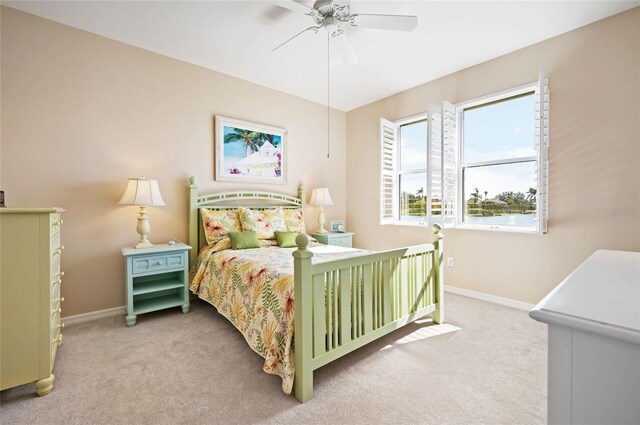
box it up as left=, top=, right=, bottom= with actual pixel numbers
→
left=399, top=93, right=536, bottom=202
left=463, top=93, right=536, bottom=199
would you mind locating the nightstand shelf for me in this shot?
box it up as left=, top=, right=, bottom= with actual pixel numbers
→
left=312, top=232, right=354, bottom=248
left=132, top=293, right=185, bottom=315
left=122, top=243, right=192, bottom=326
left=132, top=278, right=184, bottom=295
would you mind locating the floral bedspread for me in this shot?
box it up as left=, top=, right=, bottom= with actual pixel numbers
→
left=190, top=240, right=366, bottom=394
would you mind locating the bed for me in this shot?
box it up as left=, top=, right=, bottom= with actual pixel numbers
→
left=187, top=176, right=444, bottom=403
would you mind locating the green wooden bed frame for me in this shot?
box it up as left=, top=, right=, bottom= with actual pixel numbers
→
left=188, top=176, right=444, bottom=403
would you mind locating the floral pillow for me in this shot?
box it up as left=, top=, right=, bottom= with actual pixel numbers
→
left=238, top=207, right=287, bottom=240
left=200, top=208, right=241, bottom=245
left=284, top=208, right=306, bottom=234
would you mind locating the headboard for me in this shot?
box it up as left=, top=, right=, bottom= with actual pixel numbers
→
left=188, top=176, right=305, bottom=266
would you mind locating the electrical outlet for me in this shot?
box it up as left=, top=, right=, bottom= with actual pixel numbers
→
left=447, top=257, right=455, bottom=268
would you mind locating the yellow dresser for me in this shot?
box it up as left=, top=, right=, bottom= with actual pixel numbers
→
left=0, top=208, right=64, bottom=396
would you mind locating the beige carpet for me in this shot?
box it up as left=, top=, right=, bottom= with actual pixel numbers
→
left=0, top=293, right=547, bottom=424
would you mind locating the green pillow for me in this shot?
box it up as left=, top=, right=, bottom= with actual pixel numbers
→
left=227, top=231, right=260, bottom=250
left=274, top=231, right=298, bottom=248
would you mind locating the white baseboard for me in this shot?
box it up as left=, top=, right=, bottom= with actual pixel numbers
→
left=444, top=285, right=535, bottom=311
left=60, top=288, right=532, bottom=325
left=63, top=306, right=125, bottom=326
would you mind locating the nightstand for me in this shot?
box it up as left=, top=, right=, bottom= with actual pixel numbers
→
left=122, top=243, right=192, bottom=327
left=312, top=232, right=354, bottom=248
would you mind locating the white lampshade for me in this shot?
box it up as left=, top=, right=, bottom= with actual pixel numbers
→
left=309, top=187, right=333, bottom=206
left=118, top=178, right=166, bottom=206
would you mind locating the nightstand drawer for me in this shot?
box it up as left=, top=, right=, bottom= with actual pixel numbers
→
left=132, top=253, right=185, bottom=275
left=312, top=232, right=354, bottom=248
left=332, top=237, right=352, bottom=248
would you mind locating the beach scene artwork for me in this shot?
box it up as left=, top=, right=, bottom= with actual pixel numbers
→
left=215, top=116, right=286, bottom=183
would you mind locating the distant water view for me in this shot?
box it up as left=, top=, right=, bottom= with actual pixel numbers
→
left=400, top=213, right=536, bottom=227
left=464, top=213, right=536, bottom=227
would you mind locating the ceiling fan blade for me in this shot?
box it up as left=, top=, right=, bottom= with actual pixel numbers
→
left=271, top=1, right=313, bottom=13
left=332, top=32, right=359, bottom=66
left=273, top=26, right=321, bottom=52
left=351, top=14, right=418, bottom=32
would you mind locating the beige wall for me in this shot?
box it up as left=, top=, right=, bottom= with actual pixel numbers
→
left=0, top=7, right=347, bottom=316
left=347, top=8, right=640, bottom=304
left=2, top=6, right=639, bottom=316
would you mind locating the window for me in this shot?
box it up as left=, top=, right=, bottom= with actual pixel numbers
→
left=381, top=71, right=548, bottom=233
left=380, top=113, right=442, bottom=226
left=460, top=90, right=538, bottom=230
left=399, top=117, right=427, bottom=223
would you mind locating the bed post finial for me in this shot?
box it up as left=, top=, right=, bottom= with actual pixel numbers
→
left=431, top=223, right=444, bottom=324
left=188, top=176, right=199, bottom=267
left=294, top=233, right=309, bottom=251
left=292, top=232, right=313, bottom=402
left=298, top=184, right=306, bottom=208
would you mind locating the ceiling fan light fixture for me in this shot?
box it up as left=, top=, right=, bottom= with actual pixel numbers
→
left=324, top=16, right=340, bottom=37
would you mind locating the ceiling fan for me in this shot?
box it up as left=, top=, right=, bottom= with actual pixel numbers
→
left=271, top=0, right=418, bottom=64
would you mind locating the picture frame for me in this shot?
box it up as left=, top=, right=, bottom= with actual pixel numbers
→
left=331, top=220, right=345, bottom=232
left=215, top=116, right=287, bottom=184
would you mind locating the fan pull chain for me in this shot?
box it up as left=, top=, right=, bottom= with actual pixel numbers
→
left=327, top=31, right=330, bottom=159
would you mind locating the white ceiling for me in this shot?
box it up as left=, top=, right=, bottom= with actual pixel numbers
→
left=4, top=1, right=638, bottom=111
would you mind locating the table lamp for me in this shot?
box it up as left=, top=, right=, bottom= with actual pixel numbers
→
left=118, top=177, right=165, bottom=248
left=309, top=187, right=333, bottom=233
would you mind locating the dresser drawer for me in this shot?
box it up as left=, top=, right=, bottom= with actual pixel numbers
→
left=50, top=213, right=63, bottom=237
left=132, top=253, right=185, bottom=275
left=50, top=253, right=61, bottom=281
left=50, top=231, right=61, bottom=251
left=51, top=282, right=62, bottom=311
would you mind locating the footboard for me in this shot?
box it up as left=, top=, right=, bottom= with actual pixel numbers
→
left=293, top=225, right=444, bottom=402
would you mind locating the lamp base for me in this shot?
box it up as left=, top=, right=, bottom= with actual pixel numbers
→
left=134, top=206, right=153, bottom=249
left=135, top=240, right=154, bottom=249
left=317, top=205, right=328, bottom=233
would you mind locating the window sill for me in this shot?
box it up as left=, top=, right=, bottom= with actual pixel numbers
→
left=381, top=221, right=437, bottom=229
left=453, top=224, right=540, bottom=235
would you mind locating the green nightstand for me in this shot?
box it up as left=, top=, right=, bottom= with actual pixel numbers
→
left=311, top=232, right=354, bottom=248
left=122, top=243, right=192, bottom=327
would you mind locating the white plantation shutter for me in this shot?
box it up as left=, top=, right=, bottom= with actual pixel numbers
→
left=380, top=118, right=396, bottom=224
left=441, top=100, right=458, bottom=228
left=427, top=106, right=443, bottom=223
left=535, top=70, right=550, bottom=234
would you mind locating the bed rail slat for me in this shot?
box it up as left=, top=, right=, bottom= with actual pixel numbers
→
left=326, top=272, right=333, bottom=351
left=331, top=270, right=340, bottom=348
left=382, top=260, right=391, bottom=325
left=362, top=263, right=373, bottom=334
left=339, top=268, right=351, bottom=346
left=313, top=274, right=326, bottom=357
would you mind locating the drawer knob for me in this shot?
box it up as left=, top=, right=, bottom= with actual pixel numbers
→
left=56, top=307, right=62, bottom=313
left=57, top=323, right=65, bottom=330
left=59, top=271, right=65, bottom=277
left=57, top=297, right=65, bottom=303
left=52, top=278, right=62, bottom=285
left=155, top=261, right=163, bottom=266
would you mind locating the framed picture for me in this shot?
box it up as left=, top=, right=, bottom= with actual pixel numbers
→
left=215, top=116, right=287, bottom=184
left=331, top=220, right=345, bottom=232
